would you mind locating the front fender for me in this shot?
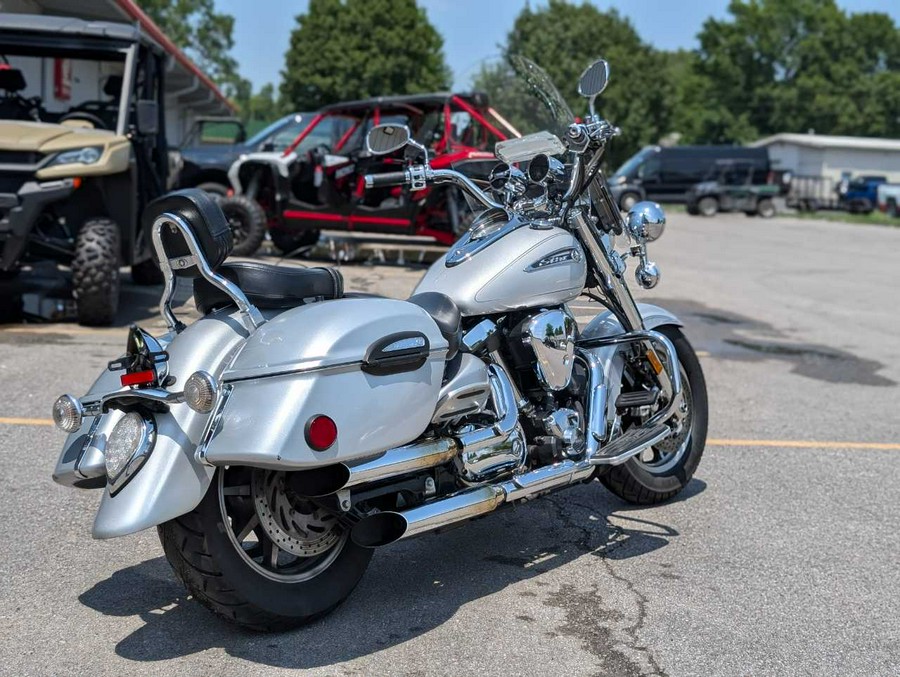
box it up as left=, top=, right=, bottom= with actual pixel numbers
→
left=88, top=311, right=249, bottom=539
left=580, top=302, right=682, bottom=341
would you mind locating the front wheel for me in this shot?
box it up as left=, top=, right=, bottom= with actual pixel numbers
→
left=72, top=218, right=120, bottom=326
left=600, top=326, right=708, bottom=505
left=159, top=466, right=372, bottom=631
left=217, top=195, right=267, bottom=257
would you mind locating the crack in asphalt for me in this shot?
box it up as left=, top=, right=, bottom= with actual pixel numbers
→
left=541, top=495, right=670, bottom=677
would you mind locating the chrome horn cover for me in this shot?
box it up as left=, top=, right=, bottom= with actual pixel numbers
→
left=522, top=308, right=577, bottom=391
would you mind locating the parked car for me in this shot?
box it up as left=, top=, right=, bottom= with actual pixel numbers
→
left=686, top=160, right=780, bottom=217
left=610, top=145, right=771, bottom=209
left=177, top=112, right=313, bottom=195
left=838, top=175, right=887, bottom=214
left=876, top=183, right=900, bottom=217
left=0, top=14, right=170, bottom=325
left=228, top=92, right=518, bottom=253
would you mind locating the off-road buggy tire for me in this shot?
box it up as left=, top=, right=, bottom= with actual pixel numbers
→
left=72, top=218, right=120, bottom=326
left=217, top=195, right=266, bottom=257
left=270, top=227, right=320, bottom=256
left=197, top=181, right=229, bottom=197
left=131, top=258, right=163, bottom=285
left=158, top=472, right=372, bottom=631
left=600, top=326, right=708, bottom=505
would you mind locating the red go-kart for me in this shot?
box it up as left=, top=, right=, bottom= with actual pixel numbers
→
left=227, top=92, right=518, bottom=253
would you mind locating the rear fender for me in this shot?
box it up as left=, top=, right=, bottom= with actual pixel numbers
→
left=88, top=310, right=249, bottom=538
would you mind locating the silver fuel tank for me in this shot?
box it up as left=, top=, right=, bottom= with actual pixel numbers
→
left=415, top=212, right=587, bottom=316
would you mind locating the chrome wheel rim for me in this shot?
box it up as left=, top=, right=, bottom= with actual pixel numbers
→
left=635, top=364, right=693, bottom=474
left=218, top=467, right=346, bottom=583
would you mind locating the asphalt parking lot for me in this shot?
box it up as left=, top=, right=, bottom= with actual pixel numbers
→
left=1, top=211, right=899, bottom=676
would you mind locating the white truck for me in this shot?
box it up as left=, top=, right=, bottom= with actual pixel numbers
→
left=876, top=183, right=900, bottom=218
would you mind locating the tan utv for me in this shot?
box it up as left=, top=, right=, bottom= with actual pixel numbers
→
left=0, top=14, right=172, bottom=325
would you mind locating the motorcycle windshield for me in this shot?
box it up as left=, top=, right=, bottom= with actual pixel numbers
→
left=457, top=54, right=574, bottom=146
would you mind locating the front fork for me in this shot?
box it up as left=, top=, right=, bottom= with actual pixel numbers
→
left=569, top=206, right=683, bottom=427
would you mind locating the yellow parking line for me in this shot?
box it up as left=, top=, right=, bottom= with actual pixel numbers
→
left=708, top=438, right=900, bottom=451
left=0, top=416, right=54, bottom=427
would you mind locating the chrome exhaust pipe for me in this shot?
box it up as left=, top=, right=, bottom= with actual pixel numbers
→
left=351, top=458, right=595, bottom=547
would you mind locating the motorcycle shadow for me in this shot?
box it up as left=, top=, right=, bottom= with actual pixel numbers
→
left=78, top=477, right=706, bottom=667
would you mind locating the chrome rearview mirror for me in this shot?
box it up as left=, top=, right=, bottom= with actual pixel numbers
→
left=578, top=60, right=610, bottom=98
left=366, top=123, right=411, bottom=155
left=626, top=201, right=666, bottom=242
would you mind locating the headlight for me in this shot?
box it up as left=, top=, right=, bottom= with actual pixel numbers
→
left=184, top=371, right=218, bottom=413
left=52, top=394, right=83, bottom=433
left=48, top=146, right=103, bottom=167
left=105, top=411, right=155, bottom=494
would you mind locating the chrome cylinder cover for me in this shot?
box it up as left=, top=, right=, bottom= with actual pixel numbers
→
left=523, top=308, right=577, bottom=390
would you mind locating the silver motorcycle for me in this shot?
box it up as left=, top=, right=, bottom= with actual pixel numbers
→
left=51, top=57, right=707, bottom=630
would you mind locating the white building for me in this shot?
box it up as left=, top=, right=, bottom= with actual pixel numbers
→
left=750, top=133, right=900, bottom=183
left=0, top=0, right=235, bottom=143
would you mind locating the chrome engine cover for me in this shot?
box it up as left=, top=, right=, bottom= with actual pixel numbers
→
left=432, top=353, right=492, bottom=425
left=523, top=308, right=577, bottom=390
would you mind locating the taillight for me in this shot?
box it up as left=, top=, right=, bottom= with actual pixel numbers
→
left=121, top=369, right=156, bottom=387
left=306, top=415, right=337, bottom=451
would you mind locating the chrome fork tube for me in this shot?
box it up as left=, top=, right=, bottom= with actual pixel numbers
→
left=569, top=207, right=643, bottom=332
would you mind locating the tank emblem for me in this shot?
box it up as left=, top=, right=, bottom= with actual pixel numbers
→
left=526, top=247, right=581, bottom=271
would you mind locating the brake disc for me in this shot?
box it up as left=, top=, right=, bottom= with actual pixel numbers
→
left=251, top=469, right=342, bottom=557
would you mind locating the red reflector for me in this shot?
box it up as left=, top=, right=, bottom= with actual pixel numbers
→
left=306, top=415, right=337, bottom=451
left=121, top=370, right=156, bottom=387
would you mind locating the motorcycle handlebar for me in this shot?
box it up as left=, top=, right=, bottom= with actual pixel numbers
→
left=364, top=171, right=409, bottom=188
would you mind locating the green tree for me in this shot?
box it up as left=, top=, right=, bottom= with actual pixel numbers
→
left=280, top=0, right=450, bottom=110
left=686, top=0, right=900, bottom=143
left=141, top=0, right=242, bottom=95
left=475, top=0, right=675, bottom=167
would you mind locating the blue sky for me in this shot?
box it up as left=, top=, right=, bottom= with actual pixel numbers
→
left=216, top=0, right=900, bottom=91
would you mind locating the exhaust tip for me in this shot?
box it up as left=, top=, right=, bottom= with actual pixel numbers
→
left=351, top=511, right=407, bottom=548
left=288, top=464, right=351, bottom=497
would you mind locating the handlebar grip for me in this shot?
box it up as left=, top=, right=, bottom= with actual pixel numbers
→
left=365, top=171, right=409, bottom=188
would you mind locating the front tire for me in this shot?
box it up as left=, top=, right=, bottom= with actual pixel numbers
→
left=600, top=326, right=708, bottom=505
left=217, top=195, right=267, bottom=257
left=72, top=218, right=120, bottom=326
left=159, top=467, right=372, bottom=631
left=697, top=196, right=718, bottom=217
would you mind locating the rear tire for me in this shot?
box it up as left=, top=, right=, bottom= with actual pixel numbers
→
left=72, top=218, right=120, bottom=326
left=619, top=192, right=640, bottom=212
left=159, top=467, right=372, bottom=631
left=697, top=196, right=718, bottom=217
left=756, top=198, right=776, bottom=218
left=600, top=326, right=708, bottom=505
left=270, top=227, right=320, bottom=256
left=217, top=195, right=266, bottom=257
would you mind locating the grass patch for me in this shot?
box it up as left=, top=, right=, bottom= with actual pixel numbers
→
left=789, top=210, right=900, bottom=227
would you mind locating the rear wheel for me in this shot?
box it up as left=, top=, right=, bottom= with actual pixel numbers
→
left=697, top=196, right=718, bottom=217
left=270, top=227, right=320, bottom=256
left=600, top=326, right=708, bottom=505
left=159, top=466, right=372, bottom=631
left=619, top=192, right=640, bottom=212
left=756, top=198, right=776, bottom=218
left=72, top=218, right=120, bottom=326
left=218, top=195, right=267, bottom=257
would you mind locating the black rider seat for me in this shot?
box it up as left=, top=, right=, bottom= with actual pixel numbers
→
left=193, top=261, right=343, bottom=314
left=408, top=292, right=461, bottom=360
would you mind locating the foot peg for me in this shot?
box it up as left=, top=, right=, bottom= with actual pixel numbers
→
left=590, top=422, right=670, bottom=466
left=615, top=387, right=659, bottom=410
